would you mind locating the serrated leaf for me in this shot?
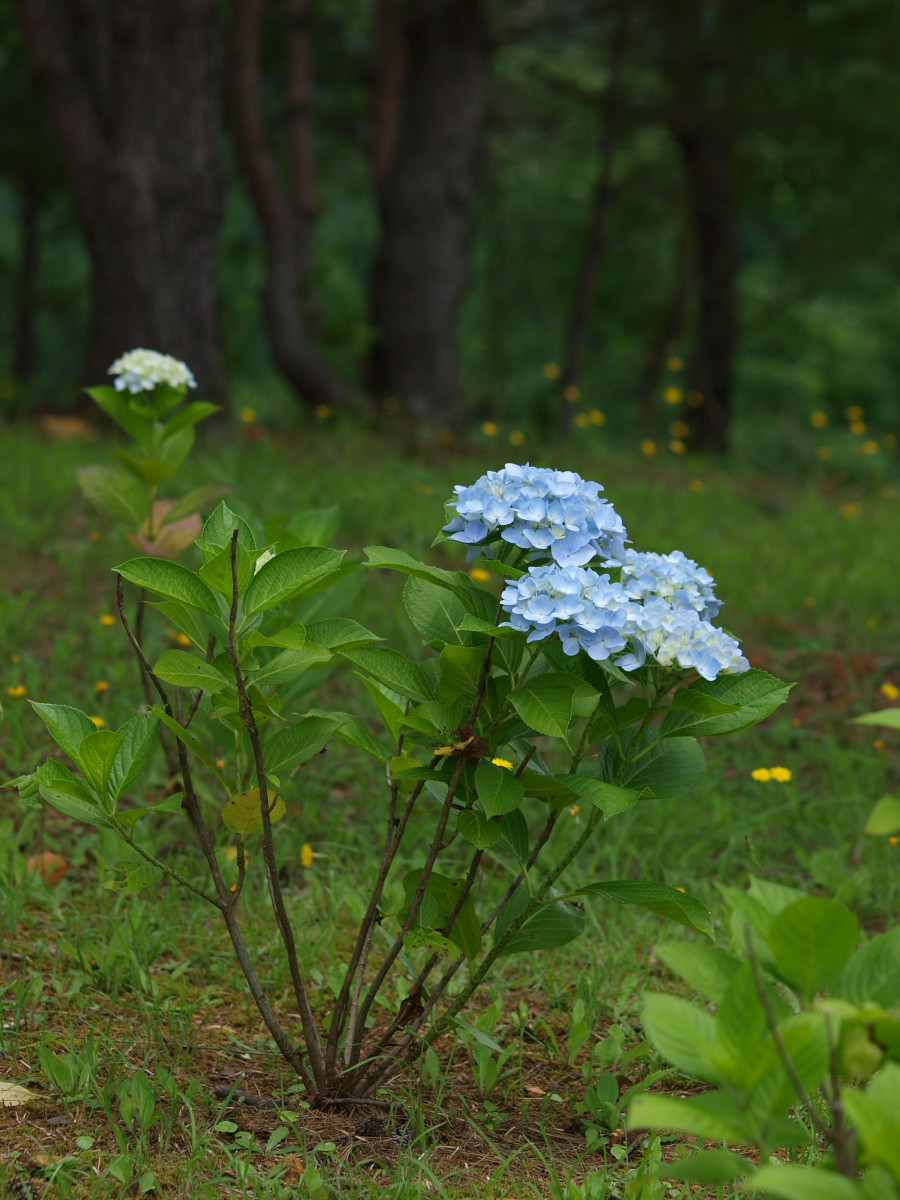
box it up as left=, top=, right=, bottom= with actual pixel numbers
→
left=364, top=546, right=470, bottom=598
left=641, top=993, right=724, bottom=1083
left=404, top=576, right=474, bottom=647
left=659, top=1149, right=753, bottom=1185
left=578, top=880, right=714, bottom=939
left=833, top=927, right=900, bottom=1008
left=78, top=730, right=125, bottom=800
left=496, top=901, right=585, bottom=957
left=35, top=761, right=114, bottom=827
left=557, top=775, right=638, bottom=819
left=199, top=541, right=255, bottom=599
left=656, top=941, right=742, bottom=1004
left=153, top=649, right=233, bottom=693
left=402, top=870, right=482, bottom=961
left=439, top=644, right=487, bottom=701
left=341, top=645, right=433, bottom=702
left=604, top=733, right=706, bottom=800
left=497, top=809, right=530, bottom=863
left=252, top=643, right=332, bottom=687
left=304, top=618, right=382, bottom=650
left=748, top=1165, right=863, bottom=1200
left=457, top=808, right=502, bottom=849
left=243, top=547, right=345, bottom=617
left=243, top=623, right=307, bottom=650
left=222, top=787, right=286, bottom=836
left=511, top=674, right=583, bottom=738
left=767, top=896, right=859, bottom=997
left=77, top=464, right=150, bottom=526
left=265, top=714, right=348, bottom=777
left=458, top=613, right=522, bottom=640
left=29, top=702, right=97, bottom=762
left=116, top=557, right=222, bottom=615
left=475, top=759, right=525, bottom=817
left=197, top=501, right=257, bottom=557
left=660, top=669, right=793, bottom=737
left=627, top=1091, right=752, bottom=1144
left=103, top=863, right=164, bottom=893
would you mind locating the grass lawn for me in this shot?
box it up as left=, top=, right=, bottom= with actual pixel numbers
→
left=1, top=421, right=898, bottom=1198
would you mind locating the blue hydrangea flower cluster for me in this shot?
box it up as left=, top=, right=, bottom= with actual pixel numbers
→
left=444, top=463, right=627, bottom=568
left=108, top=348, right=197, bottom=393
left=619, top=549, right=721, bottom=621
left=500, top=566, right=748, bottom=681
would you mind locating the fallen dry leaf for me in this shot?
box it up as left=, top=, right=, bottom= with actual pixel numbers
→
left=0, top=1082, right=41, bottom=1107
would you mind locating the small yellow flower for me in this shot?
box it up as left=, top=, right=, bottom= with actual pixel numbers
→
left=469, top=567, right=492, bottom=583
left=491, top=757, right=514, bottom=770
left=94, top=680, right=109, bottom=694
left=770, top=766, right=792, bottom=782
left=89, top=530, right=102, bottom=543
left=675, top=886, right=687, bottom=894
left=880, top=681, right=900, bottom=701
left=481, top=421, right=500, bottom=437
left=663, top=386, right=683, bottom=405
left=173, top=632, right=192, bottom=647
left=89, top=715, right=105, bottom=728
left=669, top=439, right=687, bottom=455
left=860, top=440, right=880, bottom=456
left=301, top=843, right=315, bottom=869
left=689, top=479, right=704, bottom=492
left=568, top=805, right=582, bottom=816
left=850, top=420, right=867, bottom=436
left=751, top=768, right=773, bottom=782
left=809, top=411, right=828, bottom=429
left=563, top=384, right=581, bottom=403
left=6, top=684, right=27, bottom=698
left=99, top=613, right=116, bottom=627
left=215, top=758, right=226, bottom=770
left=238, top=406, right=258, bottom=424
left=542, top=362, right=561, bottom=381
left=573, top=412, right=591, bottom=429
left=315, top=404, right=332, bottom=420
left=687, top=390, right=704, bottom=407
left=670, top=419, right=691, bottom=438
left=509, top=430, right=525, bottom=446
left=845, top=405, right=865, bottom=421
left=588, top=408, right=606, bottom=426
left=816, top=445, right=833, bottom=460
left=640, top=439, right=658, bottom=457
left=667, top=356, right=684, bottom=371
left=890, top=836, right=900, bottom=848
left=841, top=502, right=861, bottom=519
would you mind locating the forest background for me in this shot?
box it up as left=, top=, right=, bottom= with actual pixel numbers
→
left=2, top=0, right=900, bottom=465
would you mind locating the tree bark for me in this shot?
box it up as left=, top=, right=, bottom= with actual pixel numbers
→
left=16, top=0, right=229, bottom=402
left=368, top=0, right=492, bottom=428
left=13, top=171, right=41, bottom=382
left=230, top=0, right=349, bottom=409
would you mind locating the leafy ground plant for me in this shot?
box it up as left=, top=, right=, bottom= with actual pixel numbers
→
left=8, top=353, right=791, bottom=1104
left=629, top=878, right=900, bottom=1198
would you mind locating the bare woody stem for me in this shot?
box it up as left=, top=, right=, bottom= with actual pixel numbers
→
left=226, top=530, right=327, bottom=1091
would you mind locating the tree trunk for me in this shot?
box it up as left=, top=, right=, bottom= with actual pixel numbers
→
left=13, top=171, right=41, bottom=382
left=230, top=0, right=349, bottom=409
left=638, top=219, right=690, bottom=436
left=368, top=0, right=492, bottom=428
left=559, top=3, right=629, bottom=423
left=16, top=0, right=229, bottom=402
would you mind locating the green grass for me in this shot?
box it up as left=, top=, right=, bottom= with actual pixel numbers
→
left=1, top=421, right=898, bottom=1197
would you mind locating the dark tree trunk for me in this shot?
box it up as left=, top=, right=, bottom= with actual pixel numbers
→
left=559, top=3, right=629, bottom=424
left=13, top=172, right=41, bottom=381
left=17, top=0, right=229, bottom=401
left=638, top=219, right=690, bottom=436
left=368, top=0, right=492, bottom=428
left=230, top=0, right=349, bottom=409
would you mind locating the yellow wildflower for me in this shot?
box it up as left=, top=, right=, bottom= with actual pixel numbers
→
left=469, top=567, right=492, bottom=583
left=689, top=479, right=704, bottom=492
left=568, top=805, right=582, bottom=816
left=850, top=420, right=867, bottom=436
left=663, top=386, right=683, bottom=405
left=670, top=439, right=687, bottom=455
left=667, top=356, right=684, bottom=371
left=315, top=404, right=332, bottom=420
left=89, top=715, right=105, bottom=728
left=509, top=430, right=525, bottom=446
left=860, top=440, right=880, bottom=456
left=882, top=434, right=897, bottom=450
left=751, top=768, right=772, bottom=782
left=670, top=419, right=691, bottom=438
left=588, top=409, right=606, bottom=425
left=542, top=362, right=561, bottom=381
left=841, top=502, right=861, bottom=519
left=890, top=837, right=899, bottom=848
left=481, top=421, right=499, bottom=437
left=640, top=439, right=658, bottom=457
left=675, top=886, right=687, bottom=894
left=301, top=843, right=315, bottom=868
left=491, top=757, right=514, bottom=770
left=99, top=613, right=116, bottom=627
left=809, top=411, right=828, bottom=429
left=845, top=405, right=864, bottom=421
left=95, top=680, right=109, bottom=694
left=90, top=530, right=102, bottom=542
left=173, top=632, right=192, bottom=647
left=563, top=384, right=581, bottom=403
left=238, top=406, right=258, bottom=424
left=6, top=684, right=27, bottom=698
left=573, top=413, right=591, bottom=429
left=769, top=766, right=792, bottom=782
left=880, top=681, right=900, bottom=701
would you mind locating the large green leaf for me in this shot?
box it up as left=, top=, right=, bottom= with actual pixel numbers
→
left=767, top=896, right=859, bottom=997
left=475, top=759, right=524, bottom=817
left=108, top=713, right=161, bottom=801
left=591, top=732, right=706, bottom=799
left=199, top=541, right=255, bottom=599
left=265, top=714, right=349, bottom=777
left=304, top=618, right=382, bottom=650
left=116, top=557, right=222, bottom=615
left=640, top=993, right=724, bottom=1083
left=252, top=643, right=333, bottom=687
left=496, top=901, right=585, bottom=957
left=404, top=577, right=474, bottom=648
left=29, top=702, right=97, bottom=762
left=456, top=808, right=502, bottom=850
left=577, top=880, right=714, bottom=939
left=402, top=870, right=482, bottom=961
left=557, top=775, right=638, bottom=819
left=153, top=649, right=234, bottom=693
left=658, top=1150, right=753, bottom=1186
left=76, top=464, right=150, bottom=526
left=439, top=644, right=487, bottom=701
left=197, top=501, right=257, bottom=558
left=511, top=673, right=596, bottom=738
left=864, top=795, right=900, bottom=835
left=78, top=730, right=126, bottom=801
left=660, top=669, right=793, bottom=737
left=627, top=1090, right=753, bottom=1144
left=103, top=863, right=165, bottom=894
left=748, top=1165, right=863, bottom=1200
left=34, top=761, right=114, bottom=828
left=242, top=547, right=345, bottom=616
left=854, top=709, right=900, bottom=731
left=656, top=941, right=742, bottom=1004
left=341, top=645, right=434, bottom=702
left=363, top=546, right=470, bottom=599
left=833, top=927, right=900, bottom=1008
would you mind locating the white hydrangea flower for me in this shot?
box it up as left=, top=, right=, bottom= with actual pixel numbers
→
left=108, top=348, right=197, bottom=394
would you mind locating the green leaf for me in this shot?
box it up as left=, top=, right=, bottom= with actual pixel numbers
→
left=197, top=501, right=257, bottom=558
left=222, top=787, right=286, bottom=836
left=615, top=736, right=706, bottom=800
left=29, top=702, right=97, bottom=762
left=457, top=613, right=522, bottom=641
left=659, top=1149, right=753, bottom=1185
left=627, top=1090, right=754, bottom=1144
left=660, top=669, right=793, bottom=737
left=103, top=863, right=164, bottom=893
left=115, top=448, right=176, bottom=487
left=153, top=649, right=233, bottom=693
left=496, top=901, right=585, bottom=957
left=242, top=623, right=307, bottom=650
left=78, top=730, right=126, bottom=801
left=767, top=896, right=859, bottom=996
left=85, top=387, right=153, bottom=440
left=402, top=870, right=482, bottom=961
left=457, top=809, right=502, bottom=849
left=116, top=558, right=222, bottom=615
left=497, top=809, right=530, bottom=863
left=358, top=676, right=408, bottom=742
left=578, top=880, right=714, bottom=939
left=162, top=481, right=232, bottom=526
left=324, top=711, right=390, bottom=760
left=34, top=761, right=114, bottom=827
left=404, top=576, right=474, bottom=647
left=252, top=643, right=333, bottom=688
left=363, top=546, right=469, bottom=598
left=243, top=547, right=345, bottom=617
left=304, top=618, right=382, bottom=650
left=864, top=796, right=900, bottom=836
left=854, top=709, right=900, bottom=731
left=640, top=993, right=725, bottom=1083
left=557, top=775, right=638, bottom=819
left=748, top=1165, right=864, bottom=1200
left=511, top=673, right=595, bottom=739
left=834, top=927, right=900, bottom=1008
left=199, top=541, right=255, bottom=599
left=439, top=644, right=487, bottom=701
left=76, top=464, right=150, bottom=526
left=475, top=759, right=524, bottom=817
left=265, top=714, right=349, bottom=777
left=161, top=401, right=220, bottom=436
left=341, top=645, right=434, bottom=702
left=150, top=706, right=226, bottom=779
left=152, top=601, right=214, bottom=649
left=656, top=942, right=741, bottom=1004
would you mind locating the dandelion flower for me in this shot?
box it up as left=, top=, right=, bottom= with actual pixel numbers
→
left=563, top=385, right=581, bottom=403
left=6, top=684, right=27, bottom=698
left=663, top=387, right=682, bottom=405
left=809, top=411, right=828, bottom=429
left=880, top=681, right=900, bottom=701
left=491, top=757, right=514, bottom=770
left=770, top=766, right=792, bottom=782
left=238, top=406, right=258, bottom=424
left=95, top=680, right=109, bottom=694
left=89, top=715, right=105, bottom=728
left=301, top=843, right=315, bottom=868
left=640, top=439, right=658, bottom=457
left=99, top=613, right=116, bottom=627
left=509, top=430, right=526, bottom=446
left=481, top=421, right=500, bottom=437
left=469, top=567, right=492, bottom=583
left=751, top=768, right=772, bottom=782
left=689, top=479, right=704, bottom=492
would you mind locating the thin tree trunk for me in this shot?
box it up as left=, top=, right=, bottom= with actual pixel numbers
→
left=13, top=172, right=40, bottom=381
left=230, top=0, right=350, bottom=409
left=17, top=0, right=228, bottom=402
left=638, top=219, right=690, bottom=436
left=284, top=0, right=317, bottom=282
left=368, top=0, right=492, bottom=428
left=559, top=3, right=629, bottom=420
